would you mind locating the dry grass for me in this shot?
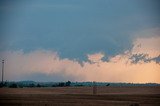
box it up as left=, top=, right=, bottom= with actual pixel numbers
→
left=0, top=86, right=160, bottom=106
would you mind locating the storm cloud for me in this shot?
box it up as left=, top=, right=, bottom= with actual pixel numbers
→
left=0, top=35, right=160, bottom=83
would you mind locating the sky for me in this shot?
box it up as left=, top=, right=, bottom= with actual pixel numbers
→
left=0, top=0, right=160, bottom=83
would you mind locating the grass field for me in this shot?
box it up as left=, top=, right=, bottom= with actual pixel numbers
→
left=0, top=86, right=160, bottom=106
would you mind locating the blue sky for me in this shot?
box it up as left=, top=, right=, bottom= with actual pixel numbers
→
left=0, top=0, right=160, bottom=82
left=1, top=0, right=159, bottom=60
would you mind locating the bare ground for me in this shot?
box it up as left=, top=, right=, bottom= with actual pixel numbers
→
left=0, top=86, right=160, bottom=106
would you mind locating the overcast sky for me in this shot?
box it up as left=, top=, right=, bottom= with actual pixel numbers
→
left=0, top=0, right=160, bottom=83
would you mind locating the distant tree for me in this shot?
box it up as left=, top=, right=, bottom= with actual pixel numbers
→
left=9, top=83, right=18, bottom=88
left=3, top=81, right=8, bottom=87
left=52, top=83, right=58, bottom=87
left=52, top=84, right=56, bottom=87
left=66, top=81, right=71, bottom=86
left=29, top=83, right=35, bottom=88
left=0, top=81, right=8, bottom=87
left=58, top=82, right=65, bottom=87
left=75, top=84, right=83, bottom=86
left=18, top=84, right=23, bottom=88
left=0, top=82, right=3, bottom=88
left=36, top=83, right=41, bottom=87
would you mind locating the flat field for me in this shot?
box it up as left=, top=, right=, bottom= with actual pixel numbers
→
left=0, top=86, right=160, bottom=106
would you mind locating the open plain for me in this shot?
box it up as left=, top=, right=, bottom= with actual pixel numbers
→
left=0, top=86, right=160, bottom=106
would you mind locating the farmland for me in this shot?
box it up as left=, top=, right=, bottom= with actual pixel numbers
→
left=0, top=86, right=160, bottom=106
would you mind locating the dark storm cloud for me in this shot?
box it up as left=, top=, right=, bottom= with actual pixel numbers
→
left=0, top=0, right=160, bottom=60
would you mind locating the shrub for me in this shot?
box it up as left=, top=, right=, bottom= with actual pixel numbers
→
left=106, top=84, right=110, bottom=86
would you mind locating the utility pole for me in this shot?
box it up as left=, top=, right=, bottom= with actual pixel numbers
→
left=93, top=81, right=97, bottom=95
left=2, top=60, right=4, bottom=84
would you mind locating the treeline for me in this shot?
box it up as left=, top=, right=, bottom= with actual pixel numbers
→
left=0, top=81, right=159, bottom=88
left=0, top=81, right=71, bottom=88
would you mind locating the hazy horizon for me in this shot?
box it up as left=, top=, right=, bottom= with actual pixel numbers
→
left=0, top=0, right=160, bottom=83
